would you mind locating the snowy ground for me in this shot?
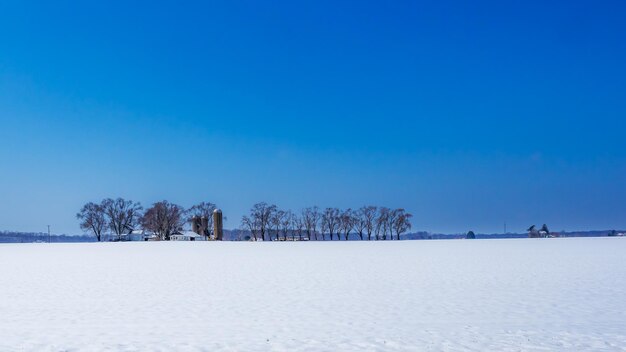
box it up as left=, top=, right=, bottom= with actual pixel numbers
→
left=0, top=238, right=625, bottom=351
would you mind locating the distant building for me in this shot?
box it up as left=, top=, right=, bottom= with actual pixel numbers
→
left=213, top=209, right=223, bottom=241
left=528, top=224, right=550, bottom=238
left=120, top=230, right=157, bottom=242
left=171, top=231, right=207, bottom=241
left=191, top=216, right=209, bottom=237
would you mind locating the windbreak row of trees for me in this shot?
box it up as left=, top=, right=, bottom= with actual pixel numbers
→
left=241, top=203, right=412, bottom=241
left=77, top=198, right=218, bottom=241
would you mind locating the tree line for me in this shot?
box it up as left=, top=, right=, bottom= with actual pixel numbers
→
left=78, top=199, right=413, bottom=242
left=240, top=203, right=412, bottom=241
left=77, top=198, right=218, bottom=241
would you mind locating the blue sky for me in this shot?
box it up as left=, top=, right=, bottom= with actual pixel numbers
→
left=1, top=0, right=625, bottom=235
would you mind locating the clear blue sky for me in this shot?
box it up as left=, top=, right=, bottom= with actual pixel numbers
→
left=1, top=0, right=625, bottom=235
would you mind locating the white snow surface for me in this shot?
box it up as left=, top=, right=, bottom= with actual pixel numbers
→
left=1, top=238, right=625, bottom=351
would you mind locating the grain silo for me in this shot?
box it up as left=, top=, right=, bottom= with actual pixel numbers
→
left=201, top=216, right=209, bottom=236
left=191, top=216, right=210, bottom=238
left=191, top=216, right=201, bottom=235
left=213, top=209, right=223, bottom=241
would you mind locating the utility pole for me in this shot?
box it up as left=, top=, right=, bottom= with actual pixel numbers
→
left=47, top=225, right=51, bottom=243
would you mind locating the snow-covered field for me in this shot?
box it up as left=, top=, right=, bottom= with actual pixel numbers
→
left=0, top=238, right=625, bottom=351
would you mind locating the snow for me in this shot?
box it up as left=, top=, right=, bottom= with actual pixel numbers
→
left=1, top=238, right=625, bottom=351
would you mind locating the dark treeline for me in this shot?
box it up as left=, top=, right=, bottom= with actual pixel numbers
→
left=240, top=203, right=413, bottom=241
left=77, top=198, right=220, bottom=241
left=0, top=231, right=94, bottom=243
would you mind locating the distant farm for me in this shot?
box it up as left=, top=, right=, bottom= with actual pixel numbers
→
left=77, top=198, right=412, bottom=242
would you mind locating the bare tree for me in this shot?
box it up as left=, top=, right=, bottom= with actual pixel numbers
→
left=249, top=202, right=276, bottom=241
left=101, top=198, right=143, bottom=240
left=141, top=201, right=186, bottom=240
left=339, top=208, right=356, bottom=240
left=322, top=207, right=340, bottom=241
left=361, top=206, right=377, bottom=241
left=280, top=210, right=294, bottom=241
left=241, top=215, right=259, bottom=241
left=76, top=202, right=107, bottom=241
left=392, top=209, right=412, bottom=240
left=320, top=216, right=327, bottom=241
left=385, top=208, right=399, bottom=240
left=354, top=208, right=367, bottom=241
left=187, top=202, right=217, bottom=237
left=302, top=206, right=320, bottom=241
left=292, top=214, right=305, bottom=241
left=376, top=207, right=390, bottom=240
left=270, top=209, right=284, bottom=241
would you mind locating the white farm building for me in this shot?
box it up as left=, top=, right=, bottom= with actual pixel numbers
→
left=170, top=231, right=207, bottom=241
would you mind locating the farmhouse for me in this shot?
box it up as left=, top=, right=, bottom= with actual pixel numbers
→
left=170, top=231, right=207, bottom=241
